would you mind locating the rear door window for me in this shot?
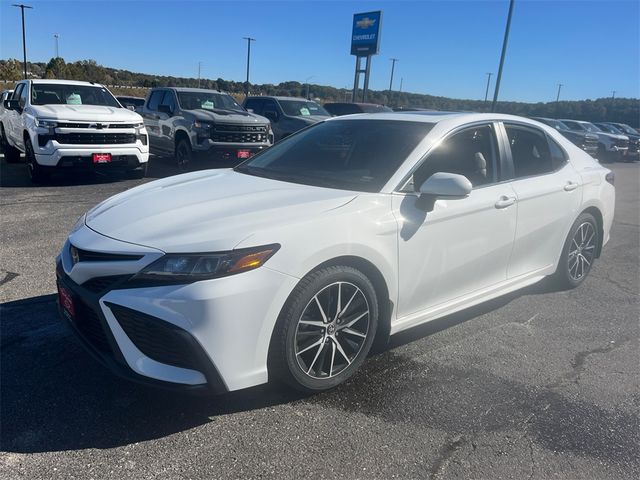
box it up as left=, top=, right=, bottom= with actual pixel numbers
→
left=505, top=124, right=554, bottom=178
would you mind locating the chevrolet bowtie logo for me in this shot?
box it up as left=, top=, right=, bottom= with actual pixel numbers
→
left=356, top=17, right=376, bottom=29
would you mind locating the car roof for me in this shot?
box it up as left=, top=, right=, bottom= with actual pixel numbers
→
left=246, top=96, right=309, bottom=101
left=168, top=87, right=227, bottom=94
left=28, top=79, right=105, bottom=87
left=325, top=112, right=558, bottom=127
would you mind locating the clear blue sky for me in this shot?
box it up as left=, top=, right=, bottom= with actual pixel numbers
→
left=1, top=0, right=638, bottom=102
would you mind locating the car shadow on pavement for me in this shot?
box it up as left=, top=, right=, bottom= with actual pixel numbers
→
left=0, top=280, right=560, bottom=454
left=0, top=294, right=306, bottom=453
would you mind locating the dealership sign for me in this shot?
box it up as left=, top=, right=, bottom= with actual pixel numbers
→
left=351, top=11, right=382, bottom=56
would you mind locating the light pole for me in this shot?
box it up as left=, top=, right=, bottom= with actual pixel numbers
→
left=304, top=75, right=315, bottom=100
left=491, top=0, right=515, bottom=112
left=388, top=58, right=398, bottom=104
left=611, top=90, right=616, bottom=99
left=399, top=77, right=403, bottom=93
left=243, top=37, right=256, bottom=97
left=197, top=61, right=202, bottom=88
left=53, top=33, right=59, bottom=58
left=484, top=72, right=493, bottom=103
left=12, top=4, right=33, bottom=79
left=555, top=83, right=563, bottom=103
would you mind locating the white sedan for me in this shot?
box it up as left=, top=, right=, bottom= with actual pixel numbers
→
left=56, top=112, right=615, bottom=394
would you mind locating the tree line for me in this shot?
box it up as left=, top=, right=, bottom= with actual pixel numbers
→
left=1, top=57, right=638, bottom=127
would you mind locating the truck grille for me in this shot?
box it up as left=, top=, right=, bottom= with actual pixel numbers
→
left=615, top=138, right=629, bottom=148
left=211, top=124, right=268, bottom=143
left=56, top=122, right=137, bottom=129
left=54, top=133, right=137, bottom=145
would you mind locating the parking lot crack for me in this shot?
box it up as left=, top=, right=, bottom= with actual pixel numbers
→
left=429, top=435, right=466, bottom=479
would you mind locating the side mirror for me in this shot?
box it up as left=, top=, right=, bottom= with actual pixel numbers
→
left=157, top=104, right=173, bottom=116
left=264, top=110, right=279, bottom=122
left=418, top=172, right=472, bottom=198
left=126, top=105, right=136, bottom=111
left=4, top=99, right=19, bottom=110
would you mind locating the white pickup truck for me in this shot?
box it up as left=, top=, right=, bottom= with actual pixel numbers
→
left=0, top=79, right=149, bottom=183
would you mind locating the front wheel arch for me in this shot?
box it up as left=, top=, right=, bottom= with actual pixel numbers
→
left=292, top=256, right=392, bottom=351
left=580, top=206, right=604, bottom=258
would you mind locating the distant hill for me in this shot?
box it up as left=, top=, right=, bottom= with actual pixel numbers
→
left=1, top=57, right=638, bottom=127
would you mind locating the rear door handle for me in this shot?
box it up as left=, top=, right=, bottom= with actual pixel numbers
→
left=495, top=195, right=516, bottom=209
left=564, top=181, right=579, bottom=191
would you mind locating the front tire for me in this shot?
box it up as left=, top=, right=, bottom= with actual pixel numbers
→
left=175, top=138, right=192, bottom=171
left=269, top=266, right=379, bottom=393
left=25, top=137, right=48, bottom=184
left=551, top=213, right=599, bottom=290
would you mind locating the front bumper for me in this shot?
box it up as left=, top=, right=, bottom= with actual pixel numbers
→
left=56, top=225, right=298, bottom=392
left=35, top=145, right=149, bottom=168
left=192, top=137, right=271, bottom=161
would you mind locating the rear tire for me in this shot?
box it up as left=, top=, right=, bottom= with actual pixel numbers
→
left=25, top=137, right=48, bottom=184
left=269, top=266, right=379, bottom=393
left=551, top=213, right=599, bottom=290
left=1, top=126, right=21, bottom=163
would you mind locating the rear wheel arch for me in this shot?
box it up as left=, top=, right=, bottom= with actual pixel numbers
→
left=581, top=206, right=604, bottom=258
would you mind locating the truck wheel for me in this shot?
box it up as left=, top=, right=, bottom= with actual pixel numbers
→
left=175, top=138, right=192, bottom=171
left=25, top=137, right=48, bottom=184
left=128, top=163, right=147, bottom=179
left=1, top=126, right=21, bottom=163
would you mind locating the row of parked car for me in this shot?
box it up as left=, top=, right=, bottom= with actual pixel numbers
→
left=0, top=79, right=637, bottom=183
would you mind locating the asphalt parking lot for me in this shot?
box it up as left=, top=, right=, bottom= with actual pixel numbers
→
left=1, top=155, right=638, bottom=479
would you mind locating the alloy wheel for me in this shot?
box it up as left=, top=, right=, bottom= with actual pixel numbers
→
left=568, top=221, right=596, bottom=281
left=294, top=281, right=370, bottom=379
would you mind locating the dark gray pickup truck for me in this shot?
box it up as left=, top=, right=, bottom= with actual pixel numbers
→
left=140, top=87, right=272, bottom=168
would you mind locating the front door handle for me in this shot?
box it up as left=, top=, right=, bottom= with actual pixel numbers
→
left=564, top=181, right=579, bottom=191
left=495, top=195, right=516, bottom=209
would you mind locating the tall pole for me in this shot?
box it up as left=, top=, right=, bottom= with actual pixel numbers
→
left=13, top=4, right=33, bottom=79
left=555, top=83, right=563, bottom=103
left=388, top=58, right=398, bottom=99
left=197, top=61, right=202, bottom=88
left=243, top=37, right=255, bottom=97
left=399, top=77, right=403, bottom=93
left=304, top=76, right=315, bottom=100
left=54, top=33, right=59, bottom=58
left=491, top=0, right=515, bottom=112
left=484, top=72, right=493, bottom=102
left=611, top=90, right=616, bottom=99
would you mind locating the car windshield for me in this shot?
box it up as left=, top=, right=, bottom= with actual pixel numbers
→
left=177, top=91, right=244, bottom=112
left=597, top=124, right=621, bottom=134
left=31, top=84, right=121, bottom=107
left=582, top=123, right=602, bottom=133
left=279, top=99, right=330, bottom=117
left=615, top=124, right=637, bottom=134
left=541, top=119, right=568, bottom=130
left=235, top=119, right=432, bottom=192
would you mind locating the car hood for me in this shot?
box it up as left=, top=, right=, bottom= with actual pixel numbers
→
left=596, top=131, right=628, bottom=141
left=190, top=109, right=269, bottom=125
left=28, top=104, right=142, bottom=122
left=85, top=169, right=357, bottom=252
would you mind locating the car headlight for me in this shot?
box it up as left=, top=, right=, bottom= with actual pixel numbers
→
left=131, top=244, right=280, bottom=285
left=35, top=118, right=58, bottom=128
left=193, top=120, right=211, bottom=129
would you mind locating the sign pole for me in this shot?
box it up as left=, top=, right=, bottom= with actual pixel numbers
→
left=363, top=56, right=372, bottom=102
